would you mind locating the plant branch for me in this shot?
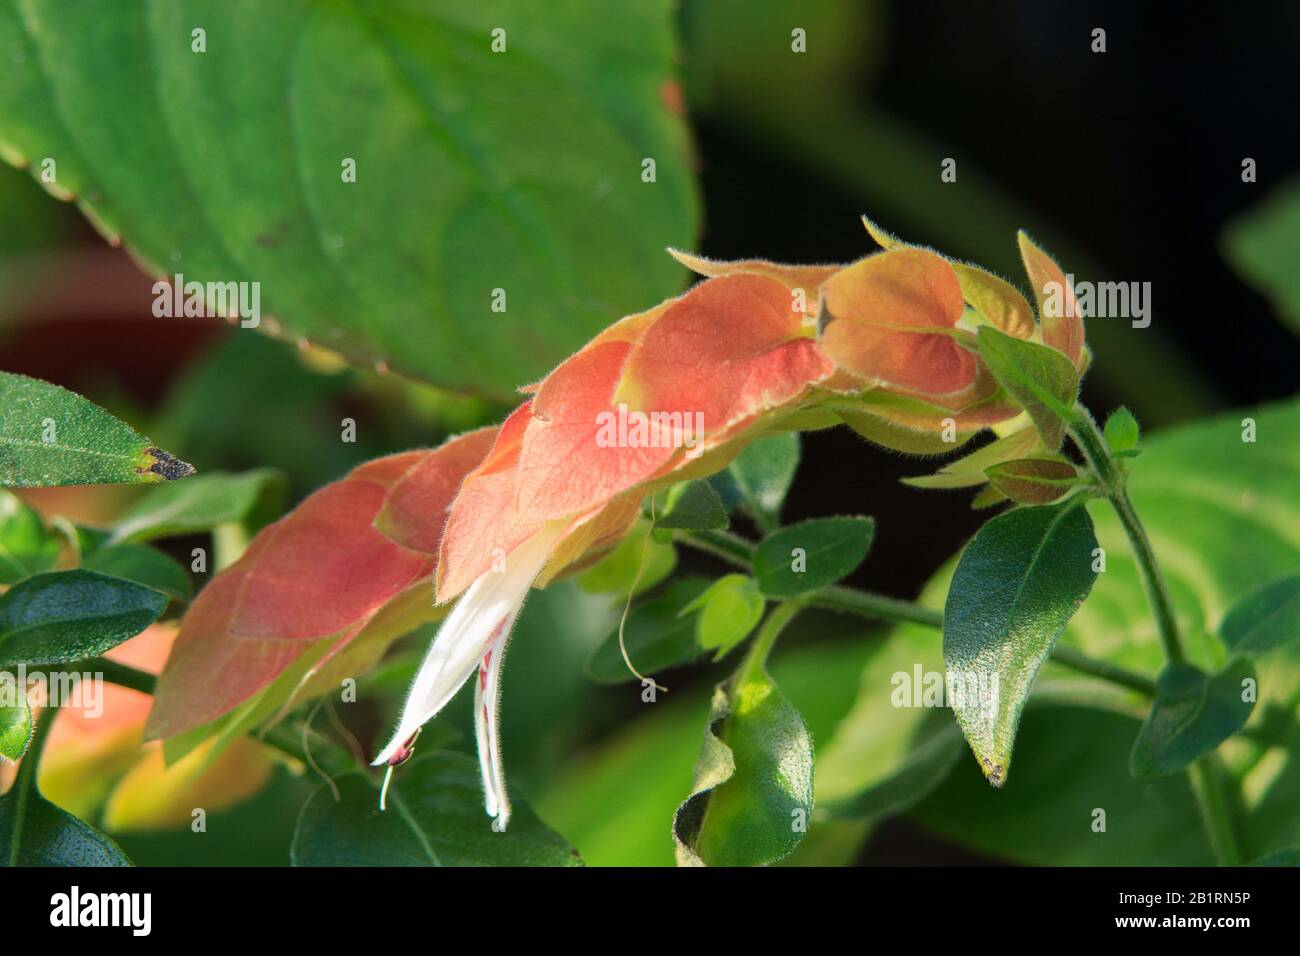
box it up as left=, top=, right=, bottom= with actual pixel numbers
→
left=1069, top=404, right=1241, bottom=865
left=674, top=527, right=1155, bottom=696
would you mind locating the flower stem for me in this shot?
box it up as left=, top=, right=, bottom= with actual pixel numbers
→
left=1069, top=404, right=1241, bottom=865
left=738, top=599, right=806, bottom=684
left=674, top=528, right=1155, bottom=696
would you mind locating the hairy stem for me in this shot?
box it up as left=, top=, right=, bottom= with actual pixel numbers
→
left=1069, top=405, right=1241, bottom=865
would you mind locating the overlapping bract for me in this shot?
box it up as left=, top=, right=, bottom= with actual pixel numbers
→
left=148, top=218, right=1089, bottom=824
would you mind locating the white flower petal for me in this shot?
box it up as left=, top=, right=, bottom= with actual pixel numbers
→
left=475, top=622, right=512, bottom=830
left=371, top=524, right=560, bottom=767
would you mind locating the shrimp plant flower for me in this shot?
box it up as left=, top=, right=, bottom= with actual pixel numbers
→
left=146, top=217, right=1087, bottom=831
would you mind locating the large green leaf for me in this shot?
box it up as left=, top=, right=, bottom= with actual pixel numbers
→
left=0, top=0, right=696, bottom=398
left=0, top=372, right=193, bottom=487
left=912, top=398, right=1300, bottom=864
left=977, top=327, right=1080, bottom=449
left=290, top=752, right=582, bottom=866
left=673, top=612, right=814, bottom=867
left=942, top=499, right=1098, bottom=784
left=0, top=787, right=132, bottom=866
left=753, top=516, right=875, bottom=597
left=0, top=569, right=168, bottom=667
left=0, top=490, right=59, bottom=584
left=108, top=468, right=286, bottom=544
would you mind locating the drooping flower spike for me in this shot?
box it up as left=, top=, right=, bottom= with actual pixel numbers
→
left=149, top=217, right=1088, bottom=830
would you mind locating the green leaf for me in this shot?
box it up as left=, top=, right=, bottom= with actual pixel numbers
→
left=0, top=785, right=132, bottom=866
left=1252, top=848, right=1300, bottom=866
left=575, top=519, right=676, bottom=599
left=0, top=694, right=32, bottom=762
left=753, top=516, right=874, bottom=597
left=977, top=327, right=1080, bottom=449
left=82, top=544, right=193, bottom=604
left=109, top=468, right=286, bottom=544
left=1221, top=574, right=1300, bottom=655
left=943, top=499, right=1099, bottom=784
left=0, top=490, right=60, bottom=584
left=716, top=432, right=800, bottom=528
left=1130, top=660, right=1256, bottom=778
left=673, top=642, right=813, bottom=866
left=654, top=480, right=729, bottom=531
left=584, top=577, right=711, bottom=684
left=0, top=0, right=696, bottom=398
left=985, top=456, right=1082, bottom=505
left=681, top=574, right=765, bottom=656
left=1103, top=405, right=1141, bottom=455
left=290, top=752, right=581, bottom=866
left=0, top=569, right=168, bottom=668
left=1222, top=177, right=1300, bottom=335
left=0, top=372, right=193, bottom=488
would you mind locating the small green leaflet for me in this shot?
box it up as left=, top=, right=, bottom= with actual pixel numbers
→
left=1130, top=660, right=1256, bottom=778
left=0, top=695, right=32, bottom=761
left=0, top=372, right=193, bottom=488
left=653, top=480, right=729, bottom=531
left=753, top=516, right=874, bottom=597
left=977, top=327, right=1080, bottom=450
left=712, top=432, right=800, bottom=530
left=681, top=574, right=765, bottom=657
left=1103, top=406, right=1141, bottom=456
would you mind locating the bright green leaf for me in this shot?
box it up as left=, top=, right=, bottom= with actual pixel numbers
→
left=654, top=480, right=729, bottom=532
left=0, top=490, right=60, bottom=584
left=0, top=695, right=32, bottom=762
left=681, top=574, right=765, bottom=656
left=0, top=569, right=168, bottom=668
left=977, top=327, right=1080, bottom=450
left=109, top=468, right=286, bottom=544
left=1221, top=574, right=1300, bottom=655
left=0, top=372, right=193, bottom=488
left=943, top=499, right=1099, bottom=785
left=290, top=752, right=582, bottom=866
left=83, top=544, right=193, bottom=604
left=753, top=516, right=874, bottom=597
left=1130, top=660, right=1256, bottom=778
left=0, top=0, right=696, bottom=398
left=584, top=577, right=711, bottom=684
left=576, top=519, right=676, bottom=599
left=1103, top=405, right=1141, bottom=455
